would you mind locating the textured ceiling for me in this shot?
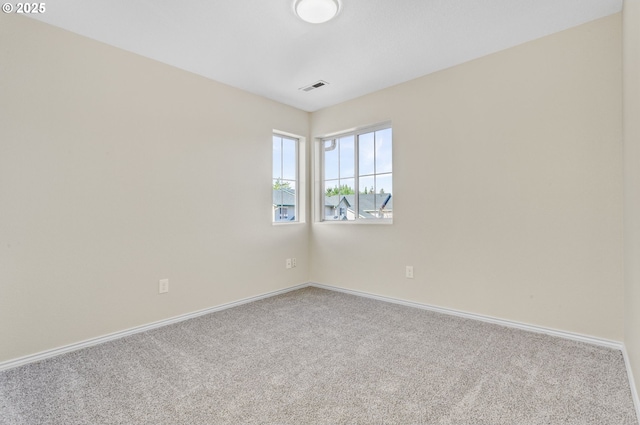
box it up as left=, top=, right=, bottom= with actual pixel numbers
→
left=28, top=0, right=623, bottom=111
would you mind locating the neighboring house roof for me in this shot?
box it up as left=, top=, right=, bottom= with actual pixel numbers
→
left=324, top=193, right=393, bottom=219
left=325, top=193, right=393, bottom=211
left=273, top=188, right=296, bottom=207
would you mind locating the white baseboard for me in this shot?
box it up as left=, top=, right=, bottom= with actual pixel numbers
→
left=622, top=345, right=640, bottom=422
left=0, top=283, right=308, bottom=372
left=0, top=281, right=627, bottom=374
left=3, top=280, right=638, bottom=420
left=309, top=282, right=623, bottom=350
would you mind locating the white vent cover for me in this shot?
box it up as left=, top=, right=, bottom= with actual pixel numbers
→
left=299, top=80, right=329, bottom=92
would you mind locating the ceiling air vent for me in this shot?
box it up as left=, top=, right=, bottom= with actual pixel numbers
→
left=300, top=80, right=329, bottom=92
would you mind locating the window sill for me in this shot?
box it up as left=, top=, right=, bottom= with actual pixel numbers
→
left=314, top=219, right=393, bottom=225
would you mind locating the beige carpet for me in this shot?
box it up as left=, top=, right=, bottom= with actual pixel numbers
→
left=0, top=287, right=637, bottom=424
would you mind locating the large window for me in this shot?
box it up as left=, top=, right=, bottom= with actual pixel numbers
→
left=322, top=126, right=392, bottom=221
left=273, top=134, right=299, bottom=223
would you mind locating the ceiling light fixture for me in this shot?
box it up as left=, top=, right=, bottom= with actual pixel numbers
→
left=295, top=0, right=339, bottom=24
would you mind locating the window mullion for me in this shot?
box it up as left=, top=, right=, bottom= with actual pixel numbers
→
left=337, top=139, right=341, bottom=198
left=373, top=131, right=377, bottom=211
left=280, top=138, right=284, bottom=189
left=295, top=139, right=298, bottom=219
left=354, top=134, right=360, bottom=221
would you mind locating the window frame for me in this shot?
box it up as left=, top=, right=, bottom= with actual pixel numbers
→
left=316, top=123, right=393, bottom=224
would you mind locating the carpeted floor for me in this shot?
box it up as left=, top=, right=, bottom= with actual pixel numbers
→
left=0, top=287, right=637, bottom=424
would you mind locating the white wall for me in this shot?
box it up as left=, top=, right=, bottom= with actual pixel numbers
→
left=624, top=0, right=640, bottom=399
left=310, top=14, right=623, bottom=341
left=0, top=14, right=310, bottom=362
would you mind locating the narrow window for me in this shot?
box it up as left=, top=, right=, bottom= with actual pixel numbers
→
left=322, top=126, right=392, bottom=222
left=273, top=134, right=299, bottom=223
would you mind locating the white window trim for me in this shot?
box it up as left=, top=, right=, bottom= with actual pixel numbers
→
left=314, top=122, right=393, bottom=224
left=273, top=130, right=306, bottom=225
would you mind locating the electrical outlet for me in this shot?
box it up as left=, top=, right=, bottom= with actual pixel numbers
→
left=292, top=258, right=297, bottom=268
left=159, top=278, right=169, bottom=294
left=286, top=258, right=292, bottom=269
left=406, top=266, right=414, bottom=279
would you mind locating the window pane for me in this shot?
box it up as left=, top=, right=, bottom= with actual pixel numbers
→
left=279, top=180, right=296, bottom=192
left=324, top=139, right=339, bottom=180
left=282, top=137, right=296, bottom=181
left=324, top=179, right=340, bottom=196
left=358, top=195, right=375, bottom=218
left=339, top=136, right=355, bottom=178
left=359, top=177, right=392, bottom=219
left=376, top=174, right=392, bottom=196
left=375, top=128, right=393, bottom=174
left=273, top=179, right=283, bottom=199
left=272, top=137, right=282, bottom=179
left=359, top=175, right=375, bottom=195
left=358, top=176, right=377, bottom=218
left=359, top=132, right=375, bottom=176
left=377, top=194, right=392, bottom=218
left=338, top=178, right=355, bottom=196
left=273, top=179, right=283, bottom=222
left=273, top=180, right=296, bottom=222
left=323, top=181, right=339, bottom=221
left=338, top=178, right=355, bottom=221
left=275, top=206, right=292, bottom=222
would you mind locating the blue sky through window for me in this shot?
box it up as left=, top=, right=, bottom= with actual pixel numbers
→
left=324, top=128, right=392, bottom=194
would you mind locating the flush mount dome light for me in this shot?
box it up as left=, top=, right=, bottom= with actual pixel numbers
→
left=295, top=0, right=339, bottom=24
